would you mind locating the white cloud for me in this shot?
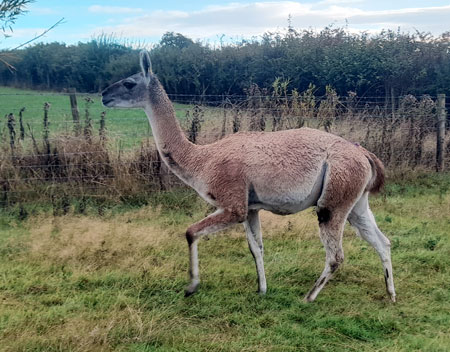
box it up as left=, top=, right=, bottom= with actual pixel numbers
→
left=88, top=5, right=143, bottom=14
left=90, top=1, right=450, bottom=41
left=92, top=2, right=311, bottom=38
left=339, top=5, right=450, bottom=30
left=28, top=7, right=60, bottom=15
left=5, top=27, right=47, bottom=39
left=318, top=0, right=365, bottom=5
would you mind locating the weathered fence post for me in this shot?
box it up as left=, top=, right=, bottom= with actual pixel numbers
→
left=391, top=87, right=395, bottom=119
left=99, top=111, right=107, bottom=145
left=43, top=102, right=51, bottom=156
left=19, top=107, right=25, bottom=140
left=7, top=113, right=16, bottom=156
left=69, top=88, right=81, bottom=136
left=221, top=105, right=227, bottom=139
left=436, top=94, right=446, bottom=172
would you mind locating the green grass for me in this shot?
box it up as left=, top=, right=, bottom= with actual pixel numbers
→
left=0, top=175, right=449, bottom=351
left=0, top=86, right=190, bottom=149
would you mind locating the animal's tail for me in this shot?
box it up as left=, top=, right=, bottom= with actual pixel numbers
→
left=362, top=149, right=385, bottom=194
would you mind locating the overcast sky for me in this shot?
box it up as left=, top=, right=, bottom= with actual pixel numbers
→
left=2, top=0, right=450, bottom=48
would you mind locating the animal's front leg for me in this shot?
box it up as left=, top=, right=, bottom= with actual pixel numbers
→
left=184, top=208, right=245, bottom=296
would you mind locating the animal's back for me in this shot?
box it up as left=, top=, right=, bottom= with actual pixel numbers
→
left=206, top=127, right=365, bottom=176
left=201, top=128, right=374, bottom=214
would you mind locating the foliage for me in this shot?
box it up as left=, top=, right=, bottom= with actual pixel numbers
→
left=1, top=36, right=140, bottom=92
left=0, top=0, right=34, bottom=70
left=0, top=28, right=450, bottom=97
left=0, top=0, right=34, bottom=37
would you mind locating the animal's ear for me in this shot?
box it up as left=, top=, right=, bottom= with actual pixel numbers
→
left=140, top=50, right=152, bottom=83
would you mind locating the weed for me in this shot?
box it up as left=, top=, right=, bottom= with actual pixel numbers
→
left=186, top=105, right=204, bottom=144
left=424, top=237, right=440, bottom=251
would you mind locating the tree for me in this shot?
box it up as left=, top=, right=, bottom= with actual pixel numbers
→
left=160, top=32, right=194, bottom=49
left=1, top=27, right=449, bottom=97
left=1, top=0, right=34, bottom=37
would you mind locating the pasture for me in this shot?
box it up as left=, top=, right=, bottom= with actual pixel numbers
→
left=0, top=174, right=449, bottom=351
left=0, top=87, right=192, bottom=149
left=1, top=86, right=449, bottom=351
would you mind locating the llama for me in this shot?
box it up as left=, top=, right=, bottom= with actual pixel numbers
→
left=101, top=51, right=396, bottom=302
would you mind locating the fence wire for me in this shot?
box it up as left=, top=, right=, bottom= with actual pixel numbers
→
left=0, top=91, right=448, bottom=207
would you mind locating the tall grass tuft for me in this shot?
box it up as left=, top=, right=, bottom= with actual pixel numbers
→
left=186, top=105, right=204, bottom=144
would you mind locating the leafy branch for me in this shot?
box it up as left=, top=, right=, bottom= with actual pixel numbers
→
left=0, top=0, right=35, bottom=37
left=0, top=0, right=64, bottom=71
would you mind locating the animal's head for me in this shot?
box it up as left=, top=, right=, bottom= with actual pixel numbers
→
left=101, top=51, right=153, bottom=108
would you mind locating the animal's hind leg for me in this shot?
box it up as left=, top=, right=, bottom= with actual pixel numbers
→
left=304, top=155, right=367, bottom=302
left=348, top=193, right=396, bottom=302
left=304, top=210, right=347, bottom=302
left=244, top=210, right=266, bottom=294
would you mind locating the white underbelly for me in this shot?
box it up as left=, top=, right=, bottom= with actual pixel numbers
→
left=248, top=162, right=327, bottom=215
left=249, top=191, right=319, bottom=215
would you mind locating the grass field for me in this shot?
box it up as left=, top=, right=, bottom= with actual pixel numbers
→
left=0, top=174, right=449, bottom=351
left=0, top=86, right=192, bottom=149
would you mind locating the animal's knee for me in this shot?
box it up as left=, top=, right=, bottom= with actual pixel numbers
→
left=185, top=229, right=195, bottom=245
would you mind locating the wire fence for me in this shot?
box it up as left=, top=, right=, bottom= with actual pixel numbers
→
left=0, top=90, right=448, bottom=208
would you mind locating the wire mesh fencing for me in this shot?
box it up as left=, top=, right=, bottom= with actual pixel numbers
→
left=0, top=89, right=448, bottom=207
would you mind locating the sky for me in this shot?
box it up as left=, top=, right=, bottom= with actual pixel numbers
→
left=2, top=0, right=450, bottom=49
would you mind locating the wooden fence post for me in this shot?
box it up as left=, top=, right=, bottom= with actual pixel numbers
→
left=436, top=94, right=446, bottom=172
left=69, top=88, right=81, bottom=136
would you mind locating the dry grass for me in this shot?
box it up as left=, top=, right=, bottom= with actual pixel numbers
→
left=27, top=208, right=169, bottom=272
left=1, top=89, right=448, bottom=209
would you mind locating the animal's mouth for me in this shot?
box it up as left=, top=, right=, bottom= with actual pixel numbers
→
left=102, top=97, right=114, bottom=107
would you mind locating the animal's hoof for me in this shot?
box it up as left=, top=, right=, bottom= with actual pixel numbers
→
left=390, top=295, right=396, bottom=303
left=258, top=288, right=267, bottom=296
left=184, top=289, right=195, bottom=297
left=303, top=294, right=315, bottom=303
left=184, top=282, right=199, bottom=297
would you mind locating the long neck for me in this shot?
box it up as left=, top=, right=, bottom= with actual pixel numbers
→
left=144, top=77, right=199, bottom=176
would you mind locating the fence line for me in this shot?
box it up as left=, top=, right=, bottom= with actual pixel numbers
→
left=0, top=91, right=448, bottom=207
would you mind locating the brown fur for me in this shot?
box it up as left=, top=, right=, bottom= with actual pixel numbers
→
left=101, top=52, right=395, bottom=302
left=363, top=150, right=385, bottom=194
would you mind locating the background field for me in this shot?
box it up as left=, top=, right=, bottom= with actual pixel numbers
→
left=0, top=86, right=196, bottom=149
left=0, top=174, right=449, bottom=351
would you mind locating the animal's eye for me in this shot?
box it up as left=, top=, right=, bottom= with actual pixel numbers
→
left=123, top=81, right=137, bottom=90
